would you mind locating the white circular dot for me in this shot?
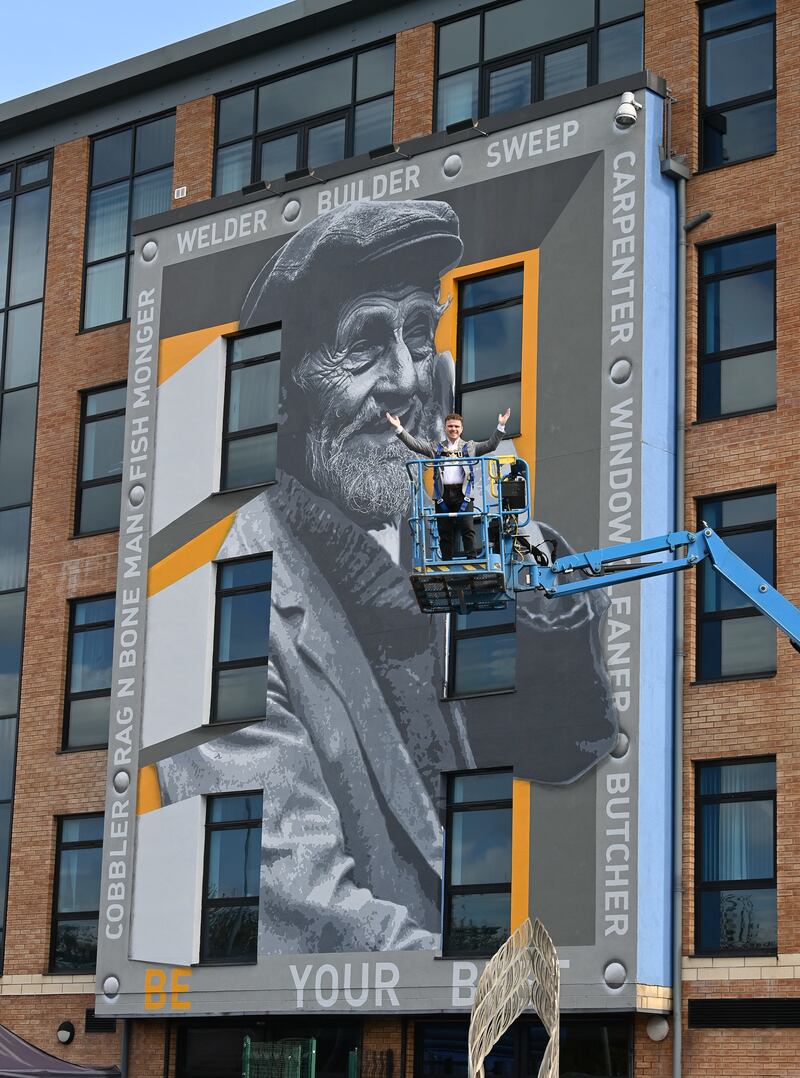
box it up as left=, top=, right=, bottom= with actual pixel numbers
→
left=142, top=240, right=158, bottom=263
left=283, top=200, right=301, bottom=223
left=129, top=485, right=145, bottom=507
left=113, top=771, right=130, bottom=793
left=610, top=359, right=632, bottom=384
left=103, top=975, right=120, bottom=999
left=603, top=961, right=626, bottom=989
left=646, top=1017, right=670, bottom=1042
left=610, top=731, right=630, bottom=759
left=443, top=154, right=463, bottom=178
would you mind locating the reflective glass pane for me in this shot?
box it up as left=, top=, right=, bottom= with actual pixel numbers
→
left=260, top=134, right=298, bottom=182
left=228, top=362, right=279, bottom=434
left=82, top=414, right=124, bottom=482
left=439, top=16, right=480, bottom=75
left=0, top=718, right=15, bottom=799
left=132, top=168, right=172, bottom=225
left=5, top=302, right=42, bottom=388
left=460, top=383, right=521, bottom=440
left=92, top=130, right=132, bottom=186
left=209, top=793, right=262, bottom=824
left=257, top=59, right=352, bottom=130
left=599, top=17, right=644, bottom=82
left=66, top=695, right=110, bottom=748
left=704, top=269, right=774, bottom=353
left=58, top=846, right=102, bottom=912
left=220, top=558, right=272, bottom=591
left=218, top=591, right=270, bottom=663
left=703, top=99, right=776, bottom=167
left=231, top=329, right=281, bottom=363
left=701, top=759, right=776, bottom=795
left=703, top=0, right=774, bottom=32
left=462, top=270, right=523, bottom=309
left=0, top=804, right=8, bottom=923
left=461, top=305, right=523, bottom=383
left=0, top=171, right=10, bottom=194
left=354, top=97, right=394, bottom=156
left=455, top=604, right=515, bottom=632
left=699, top=887, right=776, bottom=952
left=52, top=919, right=98, bottom=971
left=219, top=90, right=256, bottom=145
left=84, top=258, right=126, bottom=328
left=600, top=0, right=644, bottom=20
left=79, top=480, right=121, bottom=534
left=453, top=631, right=516, bottom=695
left=0, top=387, right=36, bottom=509
left=19, top=159, right=48, bottom=186
left=74, top=597, right=115, bottom=625
left=223, top=430, right=277, bottom=489
left=702, top=233, right=775, bottom=275
left=203, top=903, right=257, bottom=962
left=357, top=44, right=394, bottom=100
left=700, top=349, right=776, bottom=418
left=215, top=141, right=252, bottom=196
left=702, top=492, right=775, bottom=530
left=86, top=182, right=128, bottom=262
left=207, top=827, right=260, bottom=898
left=437, top=69, right=479, bottom=130
left=134, top=115, right=175, bottom=172
left=0, top=507, right=30, bottom=591
left=702, top=528, right=773, bottom=611
left=705, top=23, right=773, bottom=106
left=9, top=187, right=49, bottom=305
left=544, top=44, right=588, bottom=99
left=70, top=625, right=113, bottom=694
left=214, top=664, right=268, bottom=722
left=447, top=892, right=510, bottom=954
left=451, top=808, right=512, bottom=885
left=452, top=771, right=513, bottom=804
left=0, top=592, right=22, bottom=717
left=486, top=0, right=594, bottom=58
left=86, top=385, right=126, bottom=416
left=0, top=200, right=10, bottom=300
left=307, top=118, right=346, bottom=169
left=488, top=63, right=532, bottom=115
left=702, top=800, right=774, bottom=881
left=700, top=613, right=776, bottom=678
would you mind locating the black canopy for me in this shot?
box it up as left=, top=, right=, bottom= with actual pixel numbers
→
left=0, top=1025, right=120, bottom=1078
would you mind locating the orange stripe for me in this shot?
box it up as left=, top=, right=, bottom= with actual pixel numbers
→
left=147, top=513, right=236, bottom=597
left=510, top=778, right=532, bottom=930
left=137, top=764, right=161, bottom=815
left=158, top=321, right=238, bottom=385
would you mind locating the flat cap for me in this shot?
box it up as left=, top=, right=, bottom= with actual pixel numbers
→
left=241, top=199, right=463, bottom=333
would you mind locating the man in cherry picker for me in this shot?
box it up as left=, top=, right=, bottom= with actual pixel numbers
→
left=385, top=406, right=512, bottom=559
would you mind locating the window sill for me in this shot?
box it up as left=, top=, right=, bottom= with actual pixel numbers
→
left=57, top=744, right=108, bottom=754
left=443, top=688, right=516, bottom=702
left=689, top=950, right=777, bottom=960
left=195, top=957, right=258, bottom=967
left=215, top=481, right=274, bottom=497
left=76, top=318, right=131, bottom=336
left=697, top=149, right=777, bottom=175
left=692, top=404, right=776, bottom=426
left=71, top=527, right=120, bottom=541
left=691, top=670, right=776, bottom=687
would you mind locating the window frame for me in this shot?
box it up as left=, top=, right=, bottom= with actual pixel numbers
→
left=211, top=554, right=272, bottom=725
left=694, top=755, right=777, bottom=958
left=220, top=326, right=281, bottom=494
left=74, top=382, right=126, bottom=538
left=81, top=111, right=176, bottom=331
left=213, top=41, right=396, bottom=194
left=698, top=0, right=776, bottom=172
left=63, top=593, right=115, bottom=752
left=447, top=602, right=517, bottom=700
left=200, top=792, right=263, bottom=965
left=696, top=228, right=776, bottom=422
left=49, top=812, right=104, bottom=973
left=695, top=487, right=777, bottom=684
left=443, top=769, right=513, bottom=957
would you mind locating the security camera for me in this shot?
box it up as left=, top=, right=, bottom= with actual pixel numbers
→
left=614, top=92, right=643, bottom=129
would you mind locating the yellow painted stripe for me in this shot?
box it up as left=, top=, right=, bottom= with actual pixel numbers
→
left=510, top=778, right=532, bottom=930
left=147, top=512, right=236, bottom=597
left=137, top=764, right=161, bottom=815
left=158, top=321, right=238, bottom=386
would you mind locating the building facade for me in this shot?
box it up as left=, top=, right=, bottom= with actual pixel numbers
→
left=0, top=1, right=797, bottom=1076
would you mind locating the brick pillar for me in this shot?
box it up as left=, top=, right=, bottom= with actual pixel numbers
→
left=172, top=96, right=216, bottom=207
left=633, top=1013, right=672, bottom=1078
left=393, top=24, right=436, bottom=143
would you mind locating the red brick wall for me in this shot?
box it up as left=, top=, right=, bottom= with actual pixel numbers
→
left=393, top=24, right=436, bottom=142
left=173, top=97, right=216, bottom=207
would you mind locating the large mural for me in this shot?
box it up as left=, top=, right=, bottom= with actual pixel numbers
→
left=97, top=83, right=677, bottom=1016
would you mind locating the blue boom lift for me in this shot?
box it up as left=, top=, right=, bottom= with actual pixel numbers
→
left=406, top=455, right=800, bottom=651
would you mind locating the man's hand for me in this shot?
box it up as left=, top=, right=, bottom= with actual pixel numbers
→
left=498, top=407, right=511, bottom=426
left=385, top=412, right=403, bottom=431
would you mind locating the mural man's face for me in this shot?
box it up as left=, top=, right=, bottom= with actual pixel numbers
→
left=297, top=286, right=448, bottom=522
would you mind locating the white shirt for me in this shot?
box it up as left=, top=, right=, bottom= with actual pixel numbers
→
left=441, top=425, right=506, bottom=486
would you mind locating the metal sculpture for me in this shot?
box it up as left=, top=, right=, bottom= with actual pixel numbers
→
left=467, top=917, right=559, bottom=1078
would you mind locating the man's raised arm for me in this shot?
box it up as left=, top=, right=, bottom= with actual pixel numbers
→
left=472, top=406, right=512, bottom=456
left=386, top=411, right=436, bottom=457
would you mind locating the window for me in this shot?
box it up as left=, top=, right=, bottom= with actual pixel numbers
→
left=76, top=384, right=126, bottom=535
left=221, top=329, right=280, bottom=491
left=214, top=44, right=395, bottom=195
left=700, top=0, right=775, bottom=168
left=457, top=268, right=523, bottom=436
left=435, top=0, right=643, bottom=129
left=212, top=556, right=272, bottom=723
left=51, top=814, right=103, bottom=971
left=697, top=490, right=776, bottom=680
left=449, top=603, right=516, bottom=697
left=444, top=770, right=512, bottom=955
left=696, top=757, right=776, bottom=955
left=64, top=595, right=115, bottom=749
left=83, top=114, right=175, bottom=328
left=201, top=792, right=262, bottom=964
left=698, top=231, right=776, bottom=419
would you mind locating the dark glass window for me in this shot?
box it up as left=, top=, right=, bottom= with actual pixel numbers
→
left=444, top=770, right=512, bottom=956
left=83, top=114, right=175, bottom=328
left=449, top=603, right=516, bottom=697
left=215, top=44, right=395, bottom=194
left=457, top=269, right=522, bottom=437
left=435, top=0, right=643, bottom=129
left=51, top=814, right=104, bottom=971
left=76, top=384, right=126, bottom=535
left=699, top=231, right=775, bottom=419
left=700, top=0, right=775, bottom=168
left=697, top=490, right=776, bottom=680
left=222, top=329, right=280, bottom=491
left=64, top=595, right=115, bottom=749
left=212, top=556, right=272, bottom=723
left=201, top=792, right=262, bottom=964
left=696, top=757, right=776, bottom=955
